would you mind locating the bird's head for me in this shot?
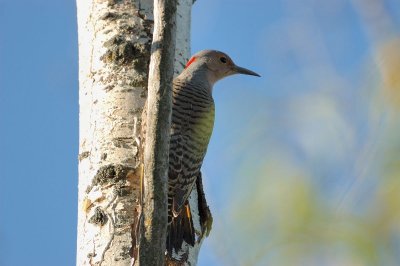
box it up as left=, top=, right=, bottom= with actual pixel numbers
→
left=183, top=50, right=260, bottom=85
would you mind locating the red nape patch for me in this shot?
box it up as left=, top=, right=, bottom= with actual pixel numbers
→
left=185, top=56, right=197, bottom=69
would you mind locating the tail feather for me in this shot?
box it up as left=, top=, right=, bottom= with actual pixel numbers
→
left=166, top=202, right=195, bottom=255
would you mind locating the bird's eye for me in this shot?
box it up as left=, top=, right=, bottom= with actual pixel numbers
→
left=220, top=57, right=227, bottom=64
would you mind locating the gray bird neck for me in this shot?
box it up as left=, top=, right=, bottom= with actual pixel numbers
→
left=177, top=66, right=217, bottom=95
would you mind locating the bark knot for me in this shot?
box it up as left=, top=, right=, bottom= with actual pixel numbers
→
left=93, top=164, right=132, bottom=185
left=86, top=164, right=137, bottom=194
left=101, top=35, right=151, bottom=72
left=89, top=207, right=108, bottom=226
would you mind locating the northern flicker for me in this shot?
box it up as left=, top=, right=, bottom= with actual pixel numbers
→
left=165, top=50, right=260, bottom=255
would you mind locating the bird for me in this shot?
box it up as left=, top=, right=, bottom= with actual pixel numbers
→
left=165, top=50, right=260, bottom=256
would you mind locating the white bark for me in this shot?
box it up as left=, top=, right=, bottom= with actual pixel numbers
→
left=76, top=0, right=201, bottom=265
left=76, top=1, right=153, bottom=265
left=173, top=0, right=191, bottom=76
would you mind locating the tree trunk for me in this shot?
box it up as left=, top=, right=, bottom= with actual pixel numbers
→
left=76, top=0, right=205, bottom=265
left=76, top=0, right=153, bottom=265
left=139, top=0, right=177, bottom=265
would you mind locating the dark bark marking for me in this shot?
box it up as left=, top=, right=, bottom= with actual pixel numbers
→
left=78, top=151, right=90, bottom=161
left=89, top=207, right=108, bottom=226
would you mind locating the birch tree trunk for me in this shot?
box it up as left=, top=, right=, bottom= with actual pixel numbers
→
left=76, top=0, right=205, bottom=265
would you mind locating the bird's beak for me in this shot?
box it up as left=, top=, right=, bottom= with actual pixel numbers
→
left=233, top=65, right=261, bottom=77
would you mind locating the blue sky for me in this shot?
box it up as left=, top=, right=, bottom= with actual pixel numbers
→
left=1, top=0, right=400, bottom=265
